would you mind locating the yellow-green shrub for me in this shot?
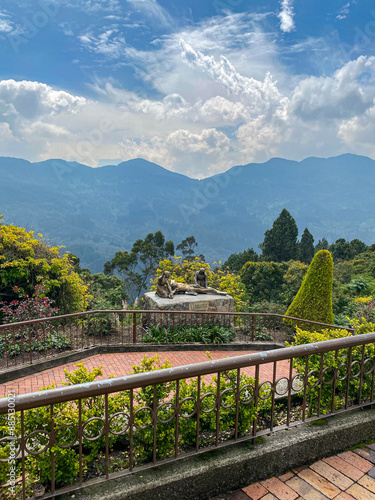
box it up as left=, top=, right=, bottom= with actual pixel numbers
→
left=0, top=217, right=89, bottom=313
left=285, top=250, right=334, bottom=329
left=288, top=325, right=374, bottom=415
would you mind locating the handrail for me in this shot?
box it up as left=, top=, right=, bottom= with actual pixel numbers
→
left=0, top=309, right=354, bottom=333
left=1, top=331, right=373, bottom=414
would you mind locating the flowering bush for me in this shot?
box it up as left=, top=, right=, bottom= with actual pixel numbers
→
left=0, top=217, right=89, bottom=313
left=348, top=297, right=375, bottom=323
left=0, top=283, right=71, bottom=357
left=0, top=282, right=58, bottom=324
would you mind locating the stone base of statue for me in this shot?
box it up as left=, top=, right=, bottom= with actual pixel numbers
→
left=142, top=291, right=235, bottom=329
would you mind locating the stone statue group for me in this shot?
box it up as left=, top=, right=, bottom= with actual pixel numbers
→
left=156, top=268, right=227, bottom=299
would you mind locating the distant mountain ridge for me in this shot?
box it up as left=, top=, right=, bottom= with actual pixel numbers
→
left=0, top=154, right=374, bottom=272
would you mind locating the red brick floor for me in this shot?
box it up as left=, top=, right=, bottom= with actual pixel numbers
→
left=220, top=444, right=375, bottom=500
left=0, top=350, right=291, bottom=396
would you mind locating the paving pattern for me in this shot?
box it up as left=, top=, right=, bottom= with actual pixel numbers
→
left=217, top=443, right=375, bottom=500
left=0, top=350, right=291, bottom=396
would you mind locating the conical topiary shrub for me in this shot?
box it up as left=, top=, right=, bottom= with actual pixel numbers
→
left=285, top=250, right=334, bottom=330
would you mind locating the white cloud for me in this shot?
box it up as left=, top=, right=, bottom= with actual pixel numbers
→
left=0, top=13, right=13, bottom=33
left=278, top=0, right=295, bottom=33
left=125, top=0, right=173, bottom=28
left=120, top=137, right=174, bottom=169
left=63, top=0, right=120, bottom=13
left=290, top=56, right=375, bottom=120
left=199, top=96, right=248, bottom=124
left=22, top=121, right=71, bottom=139
left=336, top=2, right=351, bottom=20
left=338, top=104, right=375, bottom=157
left=166, top=128, right=230, bottom=155
left=179, top=39, right=289, bottom=119
left=2, top=9, right=375, bottom=176
left=112, top=12, right=285, bottom=101
left=0, top=80, right=86, bottom=120
left=236, top=116, right=284, bottom=161
left=79, top=29, right=126, bottom=58
left=0, top=122, right=14, bottom=141
left=119, top=129, right=231, bottom=177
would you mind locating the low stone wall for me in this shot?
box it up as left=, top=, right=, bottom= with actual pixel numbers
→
left=142, top=292, right=235, bottom=328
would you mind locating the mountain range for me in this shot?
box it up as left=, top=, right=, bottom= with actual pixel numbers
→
left=0, top=154, right=374, bottom=272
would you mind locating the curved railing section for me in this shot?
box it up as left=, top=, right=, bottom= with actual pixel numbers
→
left=0, top=332, right=374, bottom=499
left=0, top=309, right=354, bottom=371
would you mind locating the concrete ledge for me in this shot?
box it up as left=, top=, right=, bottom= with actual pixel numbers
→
left=0, top=342, right=283, bottom=383
left=64, top=407, right=375, bottom=500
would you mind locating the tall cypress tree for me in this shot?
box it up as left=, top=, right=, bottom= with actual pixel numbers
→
left=299, top=228, right=315, bottom=264
left=260, top=209, right=298, bottom=262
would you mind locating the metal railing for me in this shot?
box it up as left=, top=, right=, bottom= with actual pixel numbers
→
left=0, top=310, right=354, bottom=371
left=0, top=332, right=374, bottom=499
left=0, top=309, right=353, bottom=372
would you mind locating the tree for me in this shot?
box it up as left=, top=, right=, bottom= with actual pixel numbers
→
left=349, top=239, right=368, bottom=257
left=315, top=237, right=329, bottom=252
left=329, top=239, right=352, bottom=261
left=222, top=248, right=258, bottom=273
left=84, top=272, right=129, bottom=310
left=329, top=238, right=367, bottom=261
left=299, top=228, right=315, bottom=264
left=240, top=261, right=287, bottom=303
left=176, top=236, right=197, bottom=261
left=0, top=216, right=88, bottom=313
left=104, top=251, right=139, bottom=301
left=285, top=250, right=334, bottom=329
left=104, top=231, right=174, bottom=301
left=280, top=261, right=308, bottom=306
left=260, top=209, right=298, bottom=262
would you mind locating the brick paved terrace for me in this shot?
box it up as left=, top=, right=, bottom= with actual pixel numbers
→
left=217, top=444, right=375, bottom=500
left=0, top=349, right=291, bottom=396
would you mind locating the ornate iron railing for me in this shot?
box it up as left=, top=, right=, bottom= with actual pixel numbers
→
left=0, top=310, right=353, bottom=371
left=0, top=332, right=374, bottom=499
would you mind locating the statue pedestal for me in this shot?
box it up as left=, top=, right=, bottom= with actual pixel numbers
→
left=142, top=292, right=235, bottom=328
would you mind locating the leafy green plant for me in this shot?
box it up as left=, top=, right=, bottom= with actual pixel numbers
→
left=288, top=324, right=375, bottom=416
left=0, top=331, right=71, bottom=357
left=0, top=355, right=271, bottom=493
left=240, top=261, right=287, bottom=303
left=142, top=324, right=236, bottom=344
left=255, top=331, right=274, bottom=341
left=80, top=316, right=115, bottom=337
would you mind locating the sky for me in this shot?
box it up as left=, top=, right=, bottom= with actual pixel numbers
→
left=0, top=0, right=375, bottom=178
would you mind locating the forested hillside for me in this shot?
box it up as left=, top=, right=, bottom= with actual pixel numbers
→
left=1, top=154, right=375, bottom=271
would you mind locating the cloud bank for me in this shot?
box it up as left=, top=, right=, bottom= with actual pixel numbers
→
left=1, top=12, right=375, bottom=177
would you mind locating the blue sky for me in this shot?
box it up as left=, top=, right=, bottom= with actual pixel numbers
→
left=0, top=0, right=375, bottom=177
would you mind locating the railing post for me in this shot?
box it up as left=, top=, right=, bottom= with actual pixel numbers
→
left=251, top=315, right=255, bottom=342
left=132, top=312, right=137, bottom=344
